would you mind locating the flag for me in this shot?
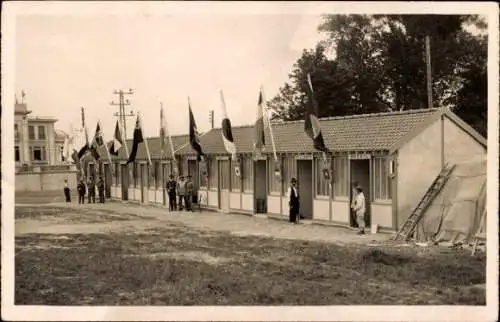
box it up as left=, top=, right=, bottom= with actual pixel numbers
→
left=188, top=98, right=205, bottom=161
left=110, top=121, right=123, bottom=156
left=90, top=121, right=104, bottom=160
left=77, top=126, right=90, bottom=159
left=304, top=73, right=328, bottom=152
left=220, top=91, right=237, bottom=159
left=127, top=115, right=144, bottom=164
left=254, top=87, right=266, bottom=155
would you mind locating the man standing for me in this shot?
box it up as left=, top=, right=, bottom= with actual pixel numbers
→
left=350, top=182, right=360, bottom=227
left=77, top=179, right=86, bottom=204
left=63, top=179, right=71, bottom=202
left=287, top=178, right=300, bottom=224
left=177, top=176, right=186, bottom=211
left=166, top=175, right=177, bottom=211
left=97, top=176, right=105, bottom=203
left=353, top=186, right=366, bottom=235
left=87, top=176, right=96, bottom=204
left=185, top=175, right=195, bottom=211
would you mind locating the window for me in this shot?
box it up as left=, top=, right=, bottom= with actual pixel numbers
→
left=14, top=124, right=20, bottom=139
left=199, top=161, right=208, bottom=188
left=15, top=146, right=20, bottom=162
left=219, top=160, right=230, bottom=190
left=268, top=157, right=281, bottom=194
left=315, top=157, right=330, bottom=197
left=373, top=157, right=392, bottom=200
left=38, top=126, right=46, bottom=140
left=28, top=126, right=35, bottom=140
left=333, top=156, right=348, bottom=198
left=32, top=146, right=44, bottom=161
left=208, top=158, right=217, bottom=189
left=230, top=159, right=241, bottom=191
left=242, top=157, right=253, bottom=192
left=281, top=157, right=296, bottom=195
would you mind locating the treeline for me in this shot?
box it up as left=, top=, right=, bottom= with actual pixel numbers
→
left=268, top=15, right=487, bottom=137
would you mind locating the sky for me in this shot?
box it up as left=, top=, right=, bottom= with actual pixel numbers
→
left=15, top=13, right=326, bottom=139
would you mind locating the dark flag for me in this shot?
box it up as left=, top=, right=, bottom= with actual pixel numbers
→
left=127, top=116, right=144, bottom=164
left=254, top=87, right=266, bottom=155
left=90, top=122, right=104, bottom=160
left=188, top=98, right=205, bottom=161
left=220, top=91, right=237, bottom=159
left=304, top=73, right=328, bottom=152
left=110, top=121, right=123, bottom=156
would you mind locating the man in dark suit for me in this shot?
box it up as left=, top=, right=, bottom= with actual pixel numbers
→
left=288, top=177, right=300, bottom=224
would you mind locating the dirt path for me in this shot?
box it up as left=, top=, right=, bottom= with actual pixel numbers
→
left=15, top=201, right=390, bottom=245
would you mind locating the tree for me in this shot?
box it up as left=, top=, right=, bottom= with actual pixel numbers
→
left=268, top=14, right=488, bottom=137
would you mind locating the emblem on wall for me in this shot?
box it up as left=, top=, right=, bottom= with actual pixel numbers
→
left=274, top=161, right=281, bottom=180
left=322, top=158, right=333, bottom=182
left=234, top=157, right=241, bottom=177
left=199, top=159, right=208, bottom=178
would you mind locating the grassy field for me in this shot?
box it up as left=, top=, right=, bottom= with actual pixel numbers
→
left=15, top=205, right=486, bottom=306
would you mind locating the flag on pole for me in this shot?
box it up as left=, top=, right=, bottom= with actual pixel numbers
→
left=304, top=73, right=328, bottom=152
left=127, top=115, right=144, bottom=164
left=220, top=90, right=237, bottom=159
left=77, top=126, right=90, bottom=158
left=90, top=121, right=104, bottom=160
left=110, top=121, right=123, bottom=156
left=254, top=87, right=266, bottom=155
left=188, top=98, right=205, bottom=161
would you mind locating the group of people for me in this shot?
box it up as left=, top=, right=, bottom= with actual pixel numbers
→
left=165, top=174, right=196, bottom=211
left=68, top=176, right=106, bottom=204
left=287, top=177, right=367, bottom=235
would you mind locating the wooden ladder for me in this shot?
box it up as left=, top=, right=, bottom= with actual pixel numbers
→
left=394, top=164, right=456, bottom=241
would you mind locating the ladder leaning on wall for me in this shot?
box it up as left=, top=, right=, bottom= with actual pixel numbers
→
left=394, top=163, right=457, bottom=242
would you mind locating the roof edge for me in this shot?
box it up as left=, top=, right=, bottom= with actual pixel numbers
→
left=443, top=109, right=487, bottom=148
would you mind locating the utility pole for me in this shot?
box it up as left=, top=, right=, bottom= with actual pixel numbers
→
left=208, top=110, right=214, bottom=129
left=425, top=35, right=433, bottom=109
left=110, top=89, right=135, bottom=137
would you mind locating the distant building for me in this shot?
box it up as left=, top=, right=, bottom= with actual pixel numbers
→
left=14, top=99, right=66, bottom=167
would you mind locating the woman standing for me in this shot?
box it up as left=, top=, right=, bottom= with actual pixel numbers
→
left=63, top=179, right=71, bottom=202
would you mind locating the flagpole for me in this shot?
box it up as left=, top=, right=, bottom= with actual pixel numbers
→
left=80, top=107, right=87, bottom=179
left=98, top=119, right=114, bottom=174
left=120, top=118, right=130, bottom=157
left=261, top=86, right=278, bottom=162
left=138, top=112, right=152, bottom=165
left=164, top=103, right=178, bottom=175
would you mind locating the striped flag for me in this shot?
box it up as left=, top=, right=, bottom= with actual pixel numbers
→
left=220, top=90, right=237, bottom=159
left=90, top=121, right=104, bottom=160
left=254, top=87, right=266, bottom=155
left=127, top=116, right=144, bottom=164
left=77, top=126, right=90, bottom=159
left=110, top=121, right=123, bottom=156
left=304, top=73, right=328, bottom=152
left=188, top=98, right=205, bottom=161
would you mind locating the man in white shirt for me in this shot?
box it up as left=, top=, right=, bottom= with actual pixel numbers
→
left=352, top=186, right=366, bottom=235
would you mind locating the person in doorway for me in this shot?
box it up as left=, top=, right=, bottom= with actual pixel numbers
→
left=177, top=175, right=186, bottom=211
left=97, top=176, right=105, bottom=203
left=287, top=177, right=300, bottom=224
left=353, top=186, right=366, bottom=235
left=63, top=179, right=71, bottom=202
left=185, top=175, right=195, bottom=211
left=87, top=176, right=96, bottom=204
left=350, top=182, right=360, bottom=227
left=77, top=179, right=86, bottom=204
left=166, top=175, right=177, bottom=211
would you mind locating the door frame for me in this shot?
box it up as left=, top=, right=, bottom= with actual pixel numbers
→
left=296, top=158, right=314, bottom=219
left=349, top=157, right=372, bottom=227
left=253, top=157, right=268, bottom=213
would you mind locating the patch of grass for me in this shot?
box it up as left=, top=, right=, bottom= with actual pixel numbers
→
left=15, top=226, right=486, bottom=305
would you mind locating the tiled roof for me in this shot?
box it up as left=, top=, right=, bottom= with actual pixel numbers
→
left=90, top=108, right=443, bottom=161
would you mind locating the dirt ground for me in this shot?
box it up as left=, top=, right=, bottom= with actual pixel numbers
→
left=13, top=193, right=486, bottom=306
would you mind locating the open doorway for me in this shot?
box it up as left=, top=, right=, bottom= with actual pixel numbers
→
left=350, top=159, right=371, bottom=227
left=104, top=163, right=112, bottom=198
left=218, top=159, right=230, bottom=212
left=121, top=163, right=129, bottom=200
left=254, top=159, right=267, bottom=213
left=297, top=159, right=313, bottom=219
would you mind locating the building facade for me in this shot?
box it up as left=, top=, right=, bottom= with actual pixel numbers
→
left=14, top=100, right=66, bottom=167
left=87, top=108, right=486, bottom=233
